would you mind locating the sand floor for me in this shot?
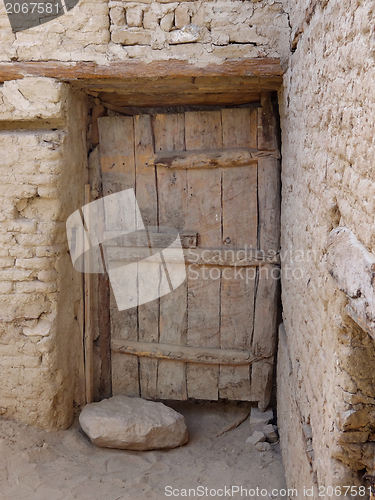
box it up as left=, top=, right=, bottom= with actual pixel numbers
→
left=0, top=402, right=287, bottom=500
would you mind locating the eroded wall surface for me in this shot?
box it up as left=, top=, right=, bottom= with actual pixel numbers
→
left=0, top=78, right=87, bottom=429
left=279, top=0, right=375, bottom=490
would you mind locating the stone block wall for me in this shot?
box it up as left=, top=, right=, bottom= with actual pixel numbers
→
left=278, top=0, right=375, bottom=491
left=0, top=0, right=290, bottom=64
left=108, top=0, right=290, bottom=63
left=0, top=78, right=87, bottom=429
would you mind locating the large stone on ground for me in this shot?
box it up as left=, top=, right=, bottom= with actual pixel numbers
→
left=79, top=395, right=188, bottom=450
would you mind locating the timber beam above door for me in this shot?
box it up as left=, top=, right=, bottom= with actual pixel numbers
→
left=0, top=58, right=283, bottom=82
left=0, top=59, right=283, bottom=108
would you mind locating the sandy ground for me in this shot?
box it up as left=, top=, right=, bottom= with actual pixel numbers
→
left=0, top=402, right=287, bottom=500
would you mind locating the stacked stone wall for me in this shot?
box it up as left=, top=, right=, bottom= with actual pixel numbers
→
left=108, top=0, right=290, bottom=64
left=0, top=0, right=290, bottom=64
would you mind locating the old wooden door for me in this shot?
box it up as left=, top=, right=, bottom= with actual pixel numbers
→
left=97, top=94, right=280, bottom=410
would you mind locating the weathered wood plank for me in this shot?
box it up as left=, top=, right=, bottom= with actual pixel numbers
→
left=111, top=339, right=267, bottom=366
left=94, top=80, right=263, bottom=97
left=98, top=116, right=140, bottom=397
left=250, top=152, right=281, bottom=409
left=249, top=360, right=274, bottom=412
left=185, top=110, right=222, bottom=400
left=91, top=104, right=107, bottom=147
left=87, top=147, right=105, bottom=401
left=134, top=114, right=160, bottom=400
left=83, top=184, right=94, bottom=404
left=258, top=157, right=281, bottom=255
left=98, top=271, right=112, bottom=399
left=185, top=110, right=223, bottom=152
left=219, top=108, right=257, bottom=400
left=251, top=266, right=279, bottom=360
left=147, top=148, right=279, bottom=170
left=258, top=92, right=279, bottom=152
left=103, top=229, right=198, bottom=249
left=250, top=109, right=258, bottom=149
left=106, top=246, right=279, bottom=266
left=0, top=59, right=283, bottom=82
left=98, top=92, right=262, bottom=110
left=222, top=108, right=253, bottom=148
left=98, top=116, right=135, bottom=196
left=154, top=113, right=188, bottom=400
left=185, top=248, right=279, bottom=267
left=154, top=113, right=185, bottom=154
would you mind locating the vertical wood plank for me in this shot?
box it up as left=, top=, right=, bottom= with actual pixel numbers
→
left=258, top=157, right=281, bottom=254
left=185, top=111, right=222, bottom=400
left=154, top=113, right=188, bottom=400
left=87, top=147, right=101, bottom=402
left=83, top=184, right=94, bottom=404
left=98, top=116, right=136, bottom=195
left=253, top=96, right=280, bottom=409
left=91, top=104, right=107, bottom=147
left=98, top=116, right=140, bottom=397
left=249, top=360, right=274, bottom=411
left=258, top=92, right=279, bottom=151
left=220, top=108, right=258, bottom=400
left=250, top=108, right=258, bottom=149
left=134, top=114, right=159, bottom=399
left=98, top=271, right=112, bottom=399
left=221, top=108, right=252, bottom=148
left=88, top=145, right=112, bottom=401
left=250, top=153, right=281, bottom=409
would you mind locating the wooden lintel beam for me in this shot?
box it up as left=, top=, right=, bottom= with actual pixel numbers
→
left=0, top=58, right=283, bottom=83
left=111, top=339, right=271, bottom=366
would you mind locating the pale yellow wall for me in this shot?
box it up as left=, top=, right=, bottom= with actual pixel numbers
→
left=279, top=0, right=375, bottom=490
left=0, top=79, right=87, bottom=429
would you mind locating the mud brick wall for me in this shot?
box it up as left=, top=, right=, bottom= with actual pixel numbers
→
left=0, top=78, right=87, bottom=429
left=278, top=0, right=375, bottom=491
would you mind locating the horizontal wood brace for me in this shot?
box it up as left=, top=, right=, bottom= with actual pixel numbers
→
left=103, top=229, right=198, bottom=249
left=111, top=339, right=272, bottom=366
left=146, top=148, right=280, bottom=170
left=99, top=100, right=262, bottom=117
left=105, top=247, right=280, bottom=267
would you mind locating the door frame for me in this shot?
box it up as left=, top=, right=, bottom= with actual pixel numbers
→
left=83, top=73, right=282, bottom=405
